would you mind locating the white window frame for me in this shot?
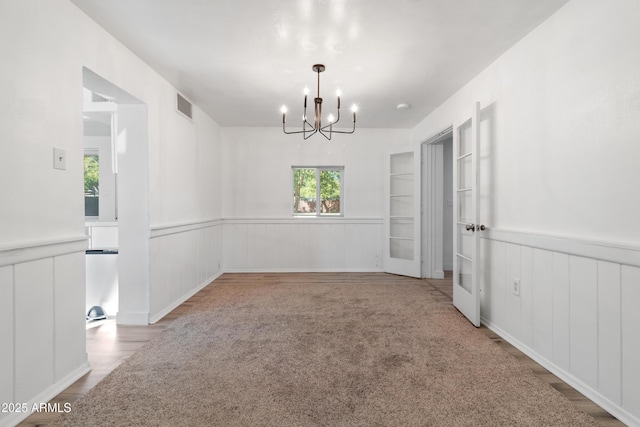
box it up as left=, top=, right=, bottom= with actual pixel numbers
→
left=292, top=166, right=344, bottom=217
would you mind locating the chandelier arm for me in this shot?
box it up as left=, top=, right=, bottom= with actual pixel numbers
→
left=318, top=128, right=332, bottom=140
left=283, top=121, right=317, bottom=135
left=304, top=128, right=318, bottom=140
left=283, top=128, right=314, bottom=135
left=324, top=119, right=356, bottom=134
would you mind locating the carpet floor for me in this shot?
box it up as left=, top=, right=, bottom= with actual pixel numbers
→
left=50, top=273, right=598, bottom=426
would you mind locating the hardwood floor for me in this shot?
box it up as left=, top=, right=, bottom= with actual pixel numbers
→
left=18, top=273, right=624, bottom=426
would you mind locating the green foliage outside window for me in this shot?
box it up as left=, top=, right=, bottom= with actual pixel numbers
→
left=84, top=155, right=99, bottom=195
left=293, top=167, right=342, bottom=215
left=84, top=154, right=99, bottom=216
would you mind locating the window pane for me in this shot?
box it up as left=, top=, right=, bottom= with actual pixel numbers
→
left=84, top=154, right=99, bottom=217
left=293, top=168, right=316, bottom=214
left=320, top=169, right=340, bottom=214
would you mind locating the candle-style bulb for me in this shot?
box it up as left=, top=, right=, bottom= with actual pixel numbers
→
left=328, top=114, right=335, bottom=123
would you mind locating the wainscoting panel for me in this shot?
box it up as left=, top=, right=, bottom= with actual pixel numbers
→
left=532, top=249, right=553, bottom=363
left=481, top=230, right=640, bottom=426
left=520, top=246, right=534, bottom=348
left=54, top=252, right=89, bottom=382
left=569, top=255, right=599, bottom=390
left=0, top=236, right=89, bottom=427
left=598, top=260, right=621, bottom=405
left=622, top=265, right=640, bottom=418
left=0, top=266, right=13, bottom=409
left=552, top=252, right=571, bottom=372
left=14, top=258, right=55, bottom=402
left=503, top=243, right=521, bottom=339
left=222, top=219, right=383, bottom=272
left=149, top=221, right=223, bottom=324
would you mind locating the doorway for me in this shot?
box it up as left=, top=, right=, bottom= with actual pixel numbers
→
left=82, top=67, right=150, bottom=326
left=421, top=127, right=453, bottom=280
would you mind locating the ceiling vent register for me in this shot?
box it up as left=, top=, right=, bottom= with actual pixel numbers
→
left=177, top=93, right=192, bottom=119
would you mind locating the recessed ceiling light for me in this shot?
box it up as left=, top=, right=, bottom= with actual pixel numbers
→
left=396, top=103, right=411, bottom=111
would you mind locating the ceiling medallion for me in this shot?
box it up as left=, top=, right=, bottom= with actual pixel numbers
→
left=281, top=64, right=357, bottom=140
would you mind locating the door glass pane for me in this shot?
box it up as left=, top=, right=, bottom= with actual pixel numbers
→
left=390, top=218, right=413, bottom=239
left=457, top=189, right=472, bottom=223
left=457, top=223, right=473, bottom=259
left=458, top=120, right=472, bottom=156
left=390, top=195, right=413, bottom=217
left=457, top=154, right=472, bottom=189
left=390, top=152, right=413, bottom=175
left=456, top=255, right=472, bottom=293
left=390, top=174, right=412, bottom=195
left=391, top=238, right=413, bottom=260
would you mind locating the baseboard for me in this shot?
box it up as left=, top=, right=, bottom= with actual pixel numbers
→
left=222, top=267, right=384, bottom=274
left=0, top=361, right=91, bottom=427
left=148, top=271, right=224, bottom=324
left=481, top=317, right=640, bottom=427
left=116, top=311, right=149, bottom=325
left=431, top=269, right=445, bottom=279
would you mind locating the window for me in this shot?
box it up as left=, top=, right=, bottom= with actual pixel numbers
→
left=292, top=167, right=343, bottom=216
left=84, top=151, right=100, bottom=217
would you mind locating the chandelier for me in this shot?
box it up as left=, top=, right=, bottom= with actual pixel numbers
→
left=281, top=64, right=357, bottom=140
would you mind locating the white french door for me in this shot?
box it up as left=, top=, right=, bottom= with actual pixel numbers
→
left=384, top=146, right=421, bottom=278
left=452, top=102, right=483, bottom=326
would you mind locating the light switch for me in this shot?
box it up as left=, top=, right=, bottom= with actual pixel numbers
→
left=53, top=147, right=66, bottom=170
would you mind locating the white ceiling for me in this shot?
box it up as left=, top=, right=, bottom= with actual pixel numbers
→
left=71, top=0, right=569, bottom=129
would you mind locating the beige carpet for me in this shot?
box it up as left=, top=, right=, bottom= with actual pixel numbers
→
left=50, top=273, right=598, bottom=426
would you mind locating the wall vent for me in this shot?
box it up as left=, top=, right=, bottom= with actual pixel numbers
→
left=177, top=93, right=192, bottom=119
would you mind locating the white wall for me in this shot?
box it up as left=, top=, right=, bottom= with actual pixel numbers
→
left=0, top=1, right=222, bottom=425
left=411, top=0, right=640, bottom=424
left=222, top=127, right=409, bottom=218
left=221, top=127, right=409, bottom=271
left=412, top=0, right=640, bottom=246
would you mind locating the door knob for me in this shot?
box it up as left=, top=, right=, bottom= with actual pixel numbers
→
left=478, top=224, right=486, bottom=231
left=465, top=224, right=475, bottom=232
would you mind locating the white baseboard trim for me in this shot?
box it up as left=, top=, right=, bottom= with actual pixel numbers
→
left=481, top=317, right=640, bottom=427
left=0, top=361, right=91, bottom=427
left=148, top=271, right=224, bottom=324
left=431, top=269, right=445, bottom=279
left=116, top=311, right=150, bottom=325
left=222, top=267, right=384, bottom=274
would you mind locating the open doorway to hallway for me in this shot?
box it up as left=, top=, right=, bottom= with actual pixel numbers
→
left=82, top=67, right=150, bottom=327
left=421, top=127, right=453, bottom=280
